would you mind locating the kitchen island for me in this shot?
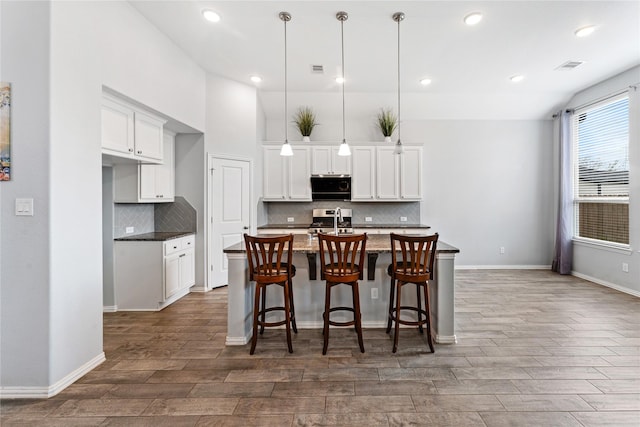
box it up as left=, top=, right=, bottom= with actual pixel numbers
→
left=223, top=233, right=460, bottom=346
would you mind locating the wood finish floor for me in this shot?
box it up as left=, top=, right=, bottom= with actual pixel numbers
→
left=2, top=270, right=639, bottom=426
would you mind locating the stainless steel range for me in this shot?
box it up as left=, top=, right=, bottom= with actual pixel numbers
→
left=309, top=208, right=353, bottom=235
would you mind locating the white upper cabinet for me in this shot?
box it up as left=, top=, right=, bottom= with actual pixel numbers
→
left=400, top=146, right=423, bottom=200
left=311, top=146, right=351, bottom=175
left=376, top=147, right=400, bottom=200
left=263, top=145, right=312, bottom=201
left=101, top=94, right=165, bottom=163
left=351, top=146, right=376, bottom=200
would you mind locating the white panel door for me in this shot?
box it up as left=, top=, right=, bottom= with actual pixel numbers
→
left=210, top=157, right=250, bottom=288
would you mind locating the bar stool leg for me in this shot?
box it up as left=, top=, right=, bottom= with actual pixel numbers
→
left=416, top=282, right=424, bottom=334
left=322, top=283, right=332, bottom=355
left=259, top=286, right=267, bottom=335
left=289, top=279, right=298, bottom=334
left=393, top=281, right=403, bottom=353
left=250, top=284, right=262, bottom=355
left=283, top=280, right=293, bottom=353
left=352, top=282, right=365, bottom=353
left=386, top=276, right=395, bottom=333
left=424, top=282, right=434, bottom=353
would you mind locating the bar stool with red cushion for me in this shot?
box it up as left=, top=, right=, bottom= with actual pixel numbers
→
left=244, top=233, right=297, bottom=355
left=386, top=232, right=439, bottom=353
left=317, top=232, right=367, bottom=355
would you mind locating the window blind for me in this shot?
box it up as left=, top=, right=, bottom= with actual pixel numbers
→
left=573, top=93, right=629, bottom=244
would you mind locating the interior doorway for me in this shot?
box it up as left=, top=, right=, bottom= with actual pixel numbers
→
left=208, top=155, right=252, bottom=289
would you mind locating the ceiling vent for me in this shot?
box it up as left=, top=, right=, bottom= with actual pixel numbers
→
left=556, top=60, right=585, bottom=70
left=311, top=65, right=324, bottom=74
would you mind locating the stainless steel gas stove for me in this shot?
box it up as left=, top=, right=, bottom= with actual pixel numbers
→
left=309, top=208, right=353, bottom=235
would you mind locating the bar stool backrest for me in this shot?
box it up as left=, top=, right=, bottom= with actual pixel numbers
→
left=244, top=234, right=293, bottom=283
left=390, top=233, right=439, bottom=282
left=318, top=233, right=367, bottom=282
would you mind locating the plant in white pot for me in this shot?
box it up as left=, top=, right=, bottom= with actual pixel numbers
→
left=377, top=108, right=397, bottom=143
left=293, top=106, right=318, bottom=142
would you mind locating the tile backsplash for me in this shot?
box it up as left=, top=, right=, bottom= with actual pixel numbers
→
left=114, top=196, right=197, bottom=237
left=265, top=201, right=420, bottom=225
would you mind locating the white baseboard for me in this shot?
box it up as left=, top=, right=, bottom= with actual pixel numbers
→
left=456, top=265, right=551, bottom=270
left=436, top=334, right=457, bottom=344
left=226, top=335, right=250, bottom=346
left=103, top=305, right=117, bottom=313
left=571, top=271, right=640, bottom=298
left=0, top=352, right=105, bottom=399
left=190, top=285, right=208, bottom=292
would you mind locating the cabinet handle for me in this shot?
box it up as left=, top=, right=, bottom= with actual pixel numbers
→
left=137, top=150, right=142, bottom=154
left=128, top=148, right=134, bottom=152
left=173, top=246, right=178, bottom=249
left=179, top=254, right=186, bottom=258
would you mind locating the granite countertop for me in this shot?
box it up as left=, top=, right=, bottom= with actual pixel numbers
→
left=257, top=223, right=430, bottom=229
left=114, top=231, right=194, bottom=242
left=224, top=233, right=458, bottom=254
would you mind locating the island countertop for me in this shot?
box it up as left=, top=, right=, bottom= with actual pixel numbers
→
left=114, top=231, right=194, bottom=242
left=223, top=233, right=459, bottom=254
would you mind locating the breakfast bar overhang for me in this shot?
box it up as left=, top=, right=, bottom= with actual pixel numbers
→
left=223, top=234, right=460, bottom=346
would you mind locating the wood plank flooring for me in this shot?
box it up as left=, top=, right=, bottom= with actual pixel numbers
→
left=2, top=270, right=639, bottom=426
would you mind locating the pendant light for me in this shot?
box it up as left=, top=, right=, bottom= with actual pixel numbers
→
left=279, top=11, right=293, bottom=156
left=393, top=12, right=405, bottom=155
left=336, top=11, right=351, bottom=157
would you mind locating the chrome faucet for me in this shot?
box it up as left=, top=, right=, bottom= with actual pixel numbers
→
left=334, top=207, right=342, bottom=235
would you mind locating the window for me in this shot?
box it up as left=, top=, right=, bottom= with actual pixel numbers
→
left=573, top=93, right=629, bottom=245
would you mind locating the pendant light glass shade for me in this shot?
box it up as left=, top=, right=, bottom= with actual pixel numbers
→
left=279, top=12, right=293, bottom=156
left=336, top=11, right=351, bottom=157
left=393, top=12, right=405, bottom=155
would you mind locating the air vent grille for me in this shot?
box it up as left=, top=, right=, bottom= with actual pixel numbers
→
left=311, top=65, right=324, bottom=74
left=556, top=60, right=585, bottom=70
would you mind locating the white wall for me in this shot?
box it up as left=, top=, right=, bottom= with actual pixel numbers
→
left=1, top=0, right=207, bottom=395
left=0, top=0, right=52, bottom=390
left=567, top=66, right=640, bottom=295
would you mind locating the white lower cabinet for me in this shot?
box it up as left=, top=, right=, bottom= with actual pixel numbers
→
left=114, top=234, right=195, bottom=310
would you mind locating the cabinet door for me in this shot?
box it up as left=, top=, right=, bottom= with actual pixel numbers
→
left=288, top=147, right=311, bottom=200
left=101, top=98, right=134, bottom=155
left=376, top=147, right=400, bottom=200
left=179, top=250, right=195, bottom=289
left=263, top=146, right=287, bottom=200
left=351, top=146, right=376, bottom=200
left=138, top=133, right=175, bottom=202
left=400, top=146, right=423, bottom=200
left=165, top=254, right=181, bottom=299
left=134, top=111, right=164, bottom=162
left=331, top=147, right=351, bottom=175
left=311, top=146, right=332, bottom=175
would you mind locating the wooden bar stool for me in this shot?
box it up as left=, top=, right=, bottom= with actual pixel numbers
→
left=317, top=232, right=367, bottom=355
left=386, top=233, right=439, bottom=353
left=244, top=234, right=297, bottom=355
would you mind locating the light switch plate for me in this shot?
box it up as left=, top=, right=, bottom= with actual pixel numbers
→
left=126, top=227, right=135, bottom=234
left=287, top=217, right=294, bottom=222
left=365, top=217, right=372, bottom=222
left=400, top=216, right=407, bottom=222
left=15, top=198, right=34, bottom=216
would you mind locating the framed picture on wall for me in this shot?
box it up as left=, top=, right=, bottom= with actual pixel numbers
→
left=0, top=82, right=11, bottom=181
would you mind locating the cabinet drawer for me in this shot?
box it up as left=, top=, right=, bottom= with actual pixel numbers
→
left=164, top=239, right=182, bottom=256
left=180, top=235, right=195, bottom=250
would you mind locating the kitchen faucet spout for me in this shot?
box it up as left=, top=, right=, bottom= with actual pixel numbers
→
left=334, top=207, right=342, bottom=235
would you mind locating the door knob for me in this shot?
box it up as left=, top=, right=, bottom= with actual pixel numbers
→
left=243, top=226, right=249, bottom=230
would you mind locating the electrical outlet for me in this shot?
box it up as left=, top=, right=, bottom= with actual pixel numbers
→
left=287, top=217, right=294, bottom=223
left=126, top=226, right=135, bottom=234
left=622, top=262, right=629, bottom=273
left=371, top=288, right=379, bottom=299
left=365, top=217, right=373, bottom=222
left=500, top=246, right=505, bottom=254
left=400, top=216, right=407, bottom=222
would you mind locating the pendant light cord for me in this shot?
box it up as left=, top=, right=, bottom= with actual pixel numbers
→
left=341, top=18, right=346, bottom=143
left=396, top=15, right=401, bottom=142
left=284, top=16, right=289, bottom=143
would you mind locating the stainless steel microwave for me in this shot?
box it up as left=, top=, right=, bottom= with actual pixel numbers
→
left=310, top=175, right=351, bottom=201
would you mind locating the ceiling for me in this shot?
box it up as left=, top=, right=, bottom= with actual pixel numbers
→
left=130, top=1, right=640, bottom=121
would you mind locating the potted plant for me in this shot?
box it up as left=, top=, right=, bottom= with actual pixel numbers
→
left=293, top=106, right=318, bottom=142
left=377, top=108, right=397, bottom=143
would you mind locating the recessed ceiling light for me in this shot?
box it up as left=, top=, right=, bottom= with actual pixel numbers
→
left=250, top=76, right=262, bottom=83
left=510, top=74, right=525, bottom=83
left=420, top=78, right=432, bottom=86
left=574, top=25, right=595, bottom=37
left=202, top=9, right=220, bottom=23
left=464, top=12, right=483, bottom=26
left=335, top=76, right=345, bottom=84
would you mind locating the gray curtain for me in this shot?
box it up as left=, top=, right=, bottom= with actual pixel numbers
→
left=552, top=110, right=573, bottom=274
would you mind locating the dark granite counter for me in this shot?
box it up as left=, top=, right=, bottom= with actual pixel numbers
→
left=257, top=224, right=309, bottom=229
left=114, top=231, right=194, bottom=242
left=352, top=223, right=430, bottom=229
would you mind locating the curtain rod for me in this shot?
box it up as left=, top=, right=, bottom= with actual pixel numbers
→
left=552, top=84, right=635, bottom=118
